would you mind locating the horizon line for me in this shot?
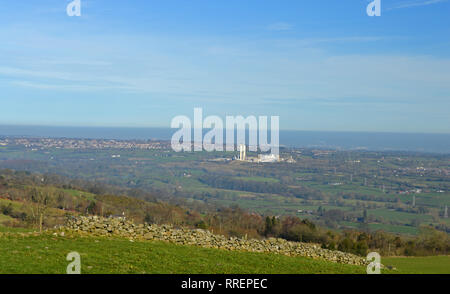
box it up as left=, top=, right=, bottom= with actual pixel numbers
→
left=0, top=123, right=449, bottom=136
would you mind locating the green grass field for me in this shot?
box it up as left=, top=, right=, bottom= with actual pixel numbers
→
left=383, top=256, right=450, bottom=274
left=0, top=230, right=447, bottom=274
left=234, top=176, right=280, bottom=183
left=0, top=231, right=370, bottom=274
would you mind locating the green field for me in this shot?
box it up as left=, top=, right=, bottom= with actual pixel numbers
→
left=383, top=256, right=450, bottom=274
left=1, top=146, right=448, bottom=237
left=0, top=233, right=367, bottom=274
left=234, top=176, right=280, bottom=183
left=3, top=231, right=447, bottom=274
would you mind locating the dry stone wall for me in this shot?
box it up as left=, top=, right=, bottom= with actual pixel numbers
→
left=63, top=216, right=368, bottom=266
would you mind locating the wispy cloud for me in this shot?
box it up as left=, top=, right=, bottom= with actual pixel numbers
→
left=267, top=22, right=293, bottom=31
left=389, top=0, right=448, bottom=10
left=2, top=36, right=449, bottom=104
left=299, top=36, right=388, bottom=45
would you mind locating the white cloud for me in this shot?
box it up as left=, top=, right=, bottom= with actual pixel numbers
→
left=0, top=27, right=449, bottom=109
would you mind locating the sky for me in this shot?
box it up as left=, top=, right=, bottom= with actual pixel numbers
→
left=0, top=0, right=449, bottom=133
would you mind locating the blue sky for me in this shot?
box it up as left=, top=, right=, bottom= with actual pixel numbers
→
left=0, top=0, right=449, bottom=133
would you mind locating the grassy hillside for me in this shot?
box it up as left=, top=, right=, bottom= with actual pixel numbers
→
left=0, top=171, right=447, bottom=274
left=383, top=256, right=450, bottom=274
left=0, top=227, right=448, bottom=274
left=0, top=231, right=367, bottom=274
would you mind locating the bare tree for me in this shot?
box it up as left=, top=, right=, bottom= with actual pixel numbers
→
left=28, top=188, right=53, bottom=233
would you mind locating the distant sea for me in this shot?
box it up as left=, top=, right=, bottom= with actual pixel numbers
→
left=0, top=125, right=449, bottom=154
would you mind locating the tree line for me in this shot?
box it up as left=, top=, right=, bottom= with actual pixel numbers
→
left=0, top=169, right=448, bottom=257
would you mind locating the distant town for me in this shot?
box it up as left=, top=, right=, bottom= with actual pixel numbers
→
left=0, top=137, right=168, bottom=150
left=0, top=137, right=299, bottom=164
